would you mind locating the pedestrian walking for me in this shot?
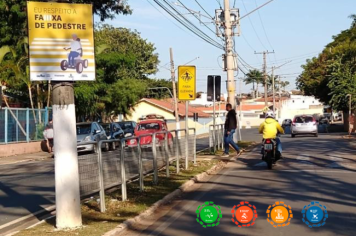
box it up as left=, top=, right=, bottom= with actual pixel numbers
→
left=43, top=118, right=54, bottom=153
left=222, top=103, right=240, bottom=157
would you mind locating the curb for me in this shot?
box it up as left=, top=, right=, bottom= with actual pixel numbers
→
left=102, top=161, right=226, bottom=236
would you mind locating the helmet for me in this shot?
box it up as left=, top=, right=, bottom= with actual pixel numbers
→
left=265, top=110, right=275, bottom=119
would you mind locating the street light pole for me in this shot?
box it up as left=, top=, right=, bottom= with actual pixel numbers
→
left=170, top=48, right=180, bottom=131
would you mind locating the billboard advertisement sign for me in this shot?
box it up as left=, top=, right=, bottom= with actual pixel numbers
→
left=27, top=2, right=95, bottom=81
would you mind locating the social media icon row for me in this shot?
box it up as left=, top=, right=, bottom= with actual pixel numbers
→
left=196, top=201, right=328, bottom=228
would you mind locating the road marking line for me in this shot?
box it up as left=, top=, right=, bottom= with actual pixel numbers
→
left=0, top=205, right=55, bottom=230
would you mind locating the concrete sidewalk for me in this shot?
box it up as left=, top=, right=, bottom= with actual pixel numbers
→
left=0, top=151, right=52, bottom=165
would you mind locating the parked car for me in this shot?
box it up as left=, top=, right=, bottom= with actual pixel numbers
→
left=117, top=121, right=136, bottom=137
left=76, top=122, right=109, bottom=152
left=291, top=115, right=318, bottom=138
left=126, top=119, right=172, bottom=147
left=282, top=119, right=292, bottom=128
left=100, top=123, right=125, bottom=150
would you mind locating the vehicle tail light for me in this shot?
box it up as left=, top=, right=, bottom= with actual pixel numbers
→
left=312, top=118, right=317, bottom=125
left=292, top=118, right=296, bottom=126
left=265, top=139, right=271, bottom=144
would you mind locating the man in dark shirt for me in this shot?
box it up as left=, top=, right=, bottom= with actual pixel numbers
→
left=222, top=103, right=240, bottom=157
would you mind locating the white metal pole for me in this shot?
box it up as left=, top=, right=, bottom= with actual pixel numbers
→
left=52, top=83, right=82, bottom=229
left=239, top=78, right=242, bottom=141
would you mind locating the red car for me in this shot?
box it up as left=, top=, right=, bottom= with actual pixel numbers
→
left=126, top=119, right=173, bottom=147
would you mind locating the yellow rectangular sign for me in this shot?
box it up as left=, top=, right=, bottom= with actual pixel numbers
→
left=178, top=66, right=196, bottom=100
left=27, top=2, right=95, bottom=81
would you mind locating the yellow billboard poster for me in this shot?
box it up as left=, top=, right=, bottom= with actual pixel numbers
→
left=27, top=2, right=95, bottom=81
left=178, top=66, right=196, bottom=100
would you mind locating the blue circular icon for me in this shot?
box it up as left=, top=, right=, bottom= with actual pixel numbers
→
left=306, top=206, right=324, bottom=223
left=302, top=202, right=328, bottom=228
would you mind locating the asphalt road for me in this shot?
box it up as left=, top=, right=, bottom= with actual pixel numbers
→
left=119, top=133, right=356, bottom=236
left=0, top=129, right=260, bottom=235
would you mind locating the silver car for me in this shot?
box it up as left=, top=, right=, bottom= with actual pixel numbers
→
left=76, top=122, right=108, bottom=152
left=291, top=115, right=318, bottom=138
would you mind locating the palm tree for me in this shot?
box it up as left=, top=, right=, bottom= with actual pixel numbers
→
left=280, top=81, right=290, bottom=92
left=349, top=14, right=356, bottom=28
left=245, top=69, right=263, bottom=98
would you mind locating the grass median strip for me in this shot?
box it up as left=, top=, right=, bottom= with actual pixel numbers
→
left=15, top=159, right=220, bottom=236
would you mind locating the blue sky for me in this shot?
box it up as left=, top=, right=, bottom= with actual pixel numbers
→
left=98, top=0, right=356, bottom=94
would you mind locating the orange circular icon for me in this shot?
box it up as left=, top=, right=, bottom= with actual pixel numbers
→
left=235, top=206, right=253, bottom=223
left=271, top=206, right=289, bottom=224
left=266, top=201, right=293, bottom=228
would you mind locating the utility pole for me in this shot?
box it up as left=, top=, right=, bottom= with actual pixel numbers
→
left=170, top=48, right=180, bottom=131
left=255, top=51, right=274, bottom=106
left=52, top=83, right=82, bottom=229
left=224, top=0, right=236, bottom=108
left=278, top=76, right=282, bottom=119
left=272, top=66, right=276, bottom=116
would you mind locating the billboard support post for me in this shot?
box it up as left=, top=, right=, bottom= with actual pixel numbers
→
left=52, top=82, right=82, bottom=229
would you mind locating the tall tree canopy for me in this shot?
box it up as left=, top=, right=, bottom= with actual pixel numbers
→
left=0, top=0, right=131, bottom=47
left=74, top=25, right=165, bottom=120
left=296, top=15, right=356, bottom=111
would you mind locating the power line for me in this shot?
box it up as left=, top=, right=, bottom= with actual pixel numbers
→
left=194, top=0, right=214, bottom=19
left=152, top=0, right=224, bottom=50
left=177, top=0, right=219, bottom=39
left=161, top=0, right=224, bottom=49
left=254, top=0, right=277, bottom=62
left=241, top=0, right=268, bottom=50
left=215, top=0, right=222, bottom=8
left=145, top=0, right=191, bottom=36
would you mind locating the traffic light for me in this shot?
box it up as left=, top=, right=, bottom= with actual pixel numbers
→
left=193, top=113, right=199, bottom=122
left=207, top=75, right=221, bottom=102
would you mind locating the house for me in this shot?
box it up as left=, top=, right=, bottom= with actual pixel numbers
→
left=124, top=98, right=212, bottom=135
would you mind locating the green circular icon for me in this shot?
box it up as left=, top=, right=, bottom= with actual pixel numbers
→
left=196, top=201, right=222, bottom=228
left=200, top=206, right=218, bottom=223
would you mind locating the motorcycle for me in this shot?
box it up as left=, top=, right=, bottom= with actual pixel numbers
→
left=262, top=139, right=277, bottom=169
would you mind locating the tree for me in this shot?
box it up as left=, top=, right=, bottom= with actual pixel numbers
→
left=74, top=25, right=161, bottom=120
left=297, top=15, right=356, bottom=112
left=244, top=69, right=263, bottom=98
left=0, top=0, right=131, bottom=48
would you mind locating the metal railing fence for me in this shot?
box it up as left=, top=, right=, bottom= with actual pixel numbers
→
left=77, top=129, right=196, bottom=212
left=0, top=107, right=51, bottom=144
left=209, top=124, right=224, bottom=152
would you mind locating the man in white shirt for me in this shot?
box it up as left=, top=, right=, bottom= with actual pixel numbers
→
left=64, top=34, right=82, bottom=67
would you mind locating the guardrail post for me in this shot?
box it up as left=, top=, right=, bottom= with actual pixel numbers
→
left=120, top=140, right=127, bottom=201
left=221, top=125, right=224, bottom=150
left=175, top=130, right=180, bottom=174
left=164, top=132, right=170, bottom=177
left=209, top=127, right=212, bottom=153
left=26, top=108, right=30, bottom=142
left=4, top=107, right=8, bottom=144
left=138, top=138, right=144, bottom=192
left=192, top=128, right=197, bottom=165
left=97, top=142, right=106, bottom=212
left=152, top=134, right=158, bottom=185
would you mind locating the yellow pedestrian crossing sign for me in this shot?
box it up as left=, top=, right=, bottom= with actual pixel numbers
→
left=178, top=65, right=196, bottom=100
